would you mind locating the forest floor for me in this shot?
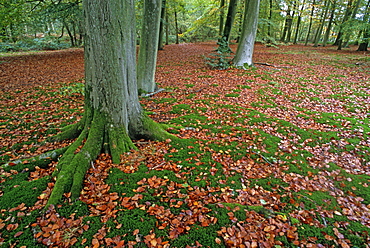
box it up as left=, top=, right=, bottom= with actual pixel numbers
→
left=0, top=42, right=369, bottom=247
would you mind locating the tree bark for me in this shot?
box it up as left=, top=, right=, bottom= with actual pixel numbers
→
left=293, top=0, right=305, bottom=44
left=334, top=0, right=354, bottom=49
left=268, top=0, right=273, bottom=39
left=357, top=0, right=370, bottom=51
left=313, top=0, right=330, bottom=47
left=323, top=0, right=336, bottom=47
left=158, top=0, right=166, bottom=50
left=233, top=0, right=260, bottom=68
left=137, top=0, right=162, bottom=93
left=219, top=0, right=226, bottom=36
left=222, top=0, right=239, bottom=42
left=304, top=0, right=316, bottom=46
left=46, top=0, right=174, bottom=208
left=286, top=0, right=297, bottom=43
left=174, top=9, right=179, bottom=44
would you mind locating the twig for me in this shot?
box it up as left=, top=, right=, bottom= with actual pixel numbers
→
left=144, top=88, right=165, bottom=97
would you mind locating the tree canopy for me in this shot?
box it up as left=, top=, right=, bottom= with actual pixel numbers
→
left=1, top=0, right=369, bottom=51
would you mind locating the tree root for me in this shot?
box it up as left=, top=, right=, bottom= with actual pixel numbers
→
left=47, top=121, right=84, bottom=143
left=3, top=147, right=67, bottom=172
left=44, top=111, right=177, bottom=209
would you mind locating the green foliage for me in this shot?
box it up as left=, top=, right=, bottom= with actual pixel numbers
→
left=204, top=37, right=233, bottom=70
left=59, top=82, right=85, bottom=96
left=0, top=36, right=71, bottom=53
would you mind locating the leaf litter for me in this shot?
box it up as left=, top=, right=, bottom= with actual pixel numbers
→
left=0, top=42, right=369, bottom=247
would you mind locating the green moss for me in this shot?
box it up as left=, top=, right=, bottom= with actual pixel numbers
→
left=57, top=200, right=90, bottom=218
left=106, top=208, right=157, bottom=242
left=171, top=104, right=192, bottom=114
left=0, top=210, right=44, bottom=247
left=72, top=216, right=103, bottom=248
left=225, top=93, right=240, bottom=97
left=0, top=176, right=50, bottom=209
left=249, top=177, right=288, bottom=192
left=171, top=225, right=223, bottom=247
left=3, top=147, right=67, bottom=173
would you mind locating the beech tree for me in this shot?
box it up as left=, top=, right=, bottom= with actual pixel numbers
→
left=233, top=0, right=260, bottom=68
left=137, top=0, right=162, bottom=93
left=46, top=0, right=174, bottom=207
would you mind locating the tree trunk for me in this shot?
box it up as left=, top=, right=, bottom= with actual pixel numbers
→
left=267, top=0, right=273, bottom=39
left=323, top=0, right=336, bottom=46
left=137, top=0, right=162, bottom=93
left=222, top=0, right=239, bottom=42
left=46, top=0, right=174, bottom=208
left=304, top=0, right=316, bottom=46
left=165, top=11, right=169, bottom=45
left=293, top=0, right=305, bottom=44
left=233, top=0, right=260, bottom=68
left=313, top=0, right=330, bottom=47
left=357, top=0, right=370, bottom=51
left=63, top=20, right=75, bottom=47
left=334, top=0, right=354, bottom=49
left=281, top=4, right=293, bottom=43
left=343, top=0, right=362, bottom=48
left=219, top=0, right=226, bottom=36
left=174, top=9, right=179, bottom=44
left=286, top=0, right=297, bottom=43
left=158, top=0, right=166, bottom=50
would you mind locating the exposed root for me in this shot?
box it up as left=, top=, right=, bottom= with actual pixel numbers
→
left=47, top=121, right=84, bottom=143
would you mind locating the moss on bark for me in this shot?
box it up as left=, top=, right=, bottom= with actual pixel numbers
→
left=47, top=121, right=84, bottom=143
left=139, top=115, right=179, bottom=142
left=108, top=126, right=137, bottom=164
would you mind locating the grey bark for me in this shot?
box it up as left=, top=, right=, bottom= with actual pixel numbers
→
left=158, top=0, right=166, bottom=50
left=137, top=0, right=162, bottom=93
left=234, top=0, right=260, bottom=68
left=84, top=0, right=142, bottom=130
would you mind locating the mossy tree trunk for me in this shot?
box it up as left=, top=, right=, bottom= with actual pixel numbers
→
left=46, top=0, right=174, bottom=208
left=137, top=0, right=162, bottom=93
left=233, top=0, right=260, bottom=68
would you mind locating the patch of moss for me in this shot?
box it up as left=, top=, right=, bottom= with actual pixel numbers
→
left=105, top=208, right=157, bottom=243
left=225, top=93, right=240, bottom=97
left=249, top=177, right=288, bottom=192
left=0, top=176, right=50, bottom=209
left=170, top=224, right=223, bottom=248
left=171, top=104, right=192, bottom=114
left=57, top=200, right=90, bottom=218
left=72, top=216, right=103, bottom=248
left=0, top=210, right=44, bottom=247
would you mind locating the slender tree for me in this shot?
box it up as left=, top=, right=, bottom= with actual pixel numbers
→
left=334, top=0, right=356, bottom=49
left=137, top=0, right=162, bottom=93
left=46, top=0, right=174, bottom=207
left=322, top=0, right=337, bottom=46
left=313, top=0, right=330, bottom=47
left=293, top=0, right=305, bottom=44
left=222, top=0, right=239, bottom=42
left=281, top=2, right=294, bottom=43
left=158, top=0, right=166, bottom=50
left=234, top=0, right=260, bottom=68
left=286, top=0, right=297, bottom=43
left=358, top=0, right=370, bottom=51
left=219, top=0, right=226, bottom=36
left=304, top=0, right=316, bottom=46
